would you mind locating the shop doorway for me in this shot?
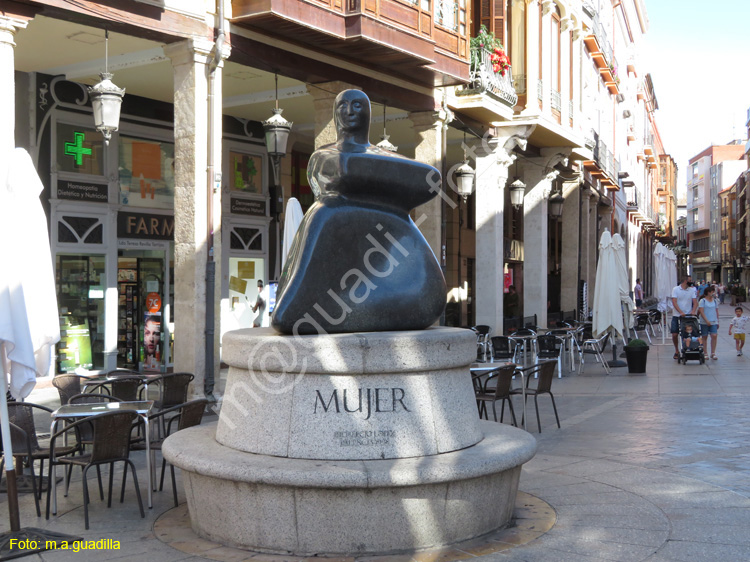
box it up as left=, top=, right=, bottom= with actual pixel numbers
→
left=221, top=257, right=266, bottom=340
left=117, top=250, right=173, bottom=372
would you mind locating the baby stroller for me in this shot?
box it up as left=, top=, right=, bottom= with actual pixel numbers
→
left=679, top=315, right=705, bottom=365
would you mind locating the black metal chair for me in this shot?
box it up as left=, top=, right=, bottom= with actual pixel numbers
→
left=2, top=422, right=43, bottom=516
left=86, top=376, right=143, bottom=402
left=633, top=313, right=652, bottom=344
left=46, top=410, right=145, bottom=529
left=51, top=374, right=87, bottom=405
left=648, top=309, right=663, bottom=336
left=578, top=332, right=611, bottom=374
left=2, top=402, right=79, bottom=508
left=511, top=361, right=560, bottom=433
left=536, top=334, right=565, bottom=377
left=489, top=336, right=517, bottom=362
left=472, top=365, right=517, bottom=426
left=472, top=326, right=492, bottom=361
left=131, top=399, right=208, bottom=506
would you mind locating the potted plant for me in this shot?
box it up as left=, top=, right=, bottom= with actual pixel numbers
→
left=470, top=25, right=510, bottom=77
left=624, top=338, right=649, bottom=374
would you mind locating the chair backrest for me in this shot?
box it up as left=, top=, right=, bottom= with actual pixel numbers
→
left=523, top=314, right=538, bottom=329
left=160, top=373, right=195, bottom=408
left=176, top=399, right=208, bottom=431
left=648, top=310, right=662, bottom=323
left=534, top=361, right=557, bottom=393
left=562, top=310, right=577, bottom=324
left=634, top=314, right=649, bottom=330
left=490, top=336, right=514, bottom=357
left=537, top=334, right=562, bottom=355
left=70, top=393, right=124, bottom=404
left=6, top=403, right=51, bottom=453
left=51, top=374, right=83, bottom=405
left=472, top=325, right=491, bottom=337
left=108, top=377, right=143, bottom=401
left=89, top=411, right=140, bottom=464
left=511, top=328, right=536, bottom=337
left=489, top=364, right=517, bottom=397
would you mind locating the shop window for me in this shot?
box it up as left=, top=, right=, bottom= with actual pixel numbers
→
left=118, top=136, right=175, bottom=209
left=58, top=216, right=103, bottom=244
left=230, top=227, right=262, bottom=251
left=56, top=255, right=106, bottom=372
left=229, top=151, right=264, bottom=195
left=56, top=123, right=104, bottom=176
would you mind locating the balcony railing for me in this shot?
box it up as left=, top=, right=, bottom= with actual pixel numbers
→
left=459, top=46, right=517, bottom=107
left=551, top=89, right=562, bottom=112
left=590, top=17, right=613, bottom=65
left=537, top=79, right=544, bottom=101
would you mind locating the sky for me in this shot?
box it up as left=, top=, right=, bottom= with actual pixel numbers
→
left=643, top=0, right=750, bottom=194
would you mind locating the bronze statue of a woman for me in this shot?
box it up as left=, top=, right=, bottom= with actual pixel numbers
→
left=271, top=90, right=447, bottom=335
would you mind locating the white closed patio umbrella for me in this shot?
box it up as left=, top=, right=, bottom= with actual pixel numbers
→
left=281, top=197, right=304, bottom=268
left=592, top=230, right=630, bottom=368
left=0, top=149, right=80, bottom=555
left=653, top=243, right=672, bottom=343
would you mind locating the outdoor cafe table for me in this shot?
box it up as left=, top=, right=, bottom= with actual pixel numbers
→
left=49, top=400, right=155, bottom=513
left=470, top=362, right=527, bottom=431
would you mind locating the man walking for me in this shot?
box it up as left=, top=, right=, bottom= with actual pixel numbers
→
left=671, top=277, right=698, bottom=360
left=634, top=278, right=643, bottom=309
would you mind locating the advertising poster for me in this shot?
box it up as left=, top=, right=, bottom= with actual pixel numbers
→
left=142, top=313, right=162, bottom=372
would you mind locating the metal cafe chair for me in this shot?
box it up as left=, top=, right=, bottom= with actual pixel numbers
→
left=131, top=399, right=208, bottom=506
left=536, top=334, right=565, bottom=378
left=472, top=365, right=517, bottom=426
left=510, top=361, right=561, bottom=433
left=3, top=402, right=80, bottom=508
left=632, top=313, right=652, bottom=344
left=471, top=325, right=492, bottom=361
left=578, top=332, right=611, bottom=375
left=489, top=336, right=518, bottom=363
left=51, top=374, right=88, bottom=405
left=46, top=410, right=145, bottom=530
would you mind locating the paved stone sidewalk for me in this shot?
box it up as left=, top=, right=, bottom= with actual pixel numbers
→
left=4, top=302, right=750, bottom=561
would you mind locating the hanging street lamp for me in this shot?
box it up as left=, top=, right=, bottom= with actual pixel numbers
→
left=88, top=30, right=124, bottom=146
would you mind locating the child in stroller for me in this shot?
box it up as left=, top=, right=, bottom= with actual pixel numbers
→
left=679, top=315, right=705, bottom=364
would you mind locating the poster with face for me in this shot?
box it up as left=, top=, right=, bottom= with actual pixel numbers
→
left=142, top=313, right=162, bottom=370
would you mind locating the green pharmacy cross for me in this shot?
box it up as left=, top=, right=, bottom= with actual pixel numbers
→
left=64, top=132, right=92, bottom=166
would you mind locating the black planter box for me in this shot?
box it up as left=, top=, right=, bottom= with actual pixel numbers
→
left=624, top=346, right=649, bottom=373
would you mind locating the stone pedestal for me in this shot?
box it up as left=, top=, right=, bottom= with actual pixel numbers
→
left=164, top=327, right=536, bottom=556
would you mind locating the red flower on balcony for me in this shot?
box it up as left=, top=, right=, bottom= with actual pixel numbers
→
left=490, top=48, right=510, bottom=76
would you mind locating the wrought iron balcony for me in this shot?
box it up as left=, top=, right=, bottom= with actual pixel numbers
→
left=458, top=46, right=517, bottom=107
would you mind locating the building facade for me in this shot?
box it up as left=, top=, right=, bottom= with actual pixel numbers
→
left=3, top=0, right=675, bottom=393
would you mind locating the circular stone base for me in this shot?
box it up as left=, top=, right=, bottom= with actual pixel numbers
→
left=155, top=492, right=556, bottom=561
left=163, top=421, right=537, bottom=556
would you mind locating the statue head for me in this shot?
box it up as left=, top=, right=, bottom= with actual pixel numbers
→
left=333, top=89, right=371, bottom=146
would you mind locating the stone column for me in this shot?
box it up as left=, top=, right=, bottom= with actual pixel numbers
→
left=579, top=187, right=593, bottom=314
left=560, top=177, right=581, bottom=312
left=410, top=110, right=450, bottom=263
left=472, top=137, right=505, bottom=329
left=521, top=150, right=569, bottom=328
left=164, top=39, right=222, bottom=397
left=0, top=17, right=27, bottom=153
left=307, top=81, right=360, bottom=149
left=472, top=126, right=533, bottom=331
left=522, top=167, right=552, bottom=328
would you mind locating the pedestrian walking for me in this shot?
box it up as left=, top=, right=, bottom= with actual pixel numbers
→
left=717, top=282, right=725, bottom=304
left=698, top=285, right=719, bottom=360
left=728, top=306, right=749, bottom=356
left=671, top=277, right=698, bottom=360
left=634, top=278, right=643, bottom=309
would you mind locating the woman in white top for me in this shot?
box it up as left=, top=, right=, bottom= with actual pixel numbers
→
left=698, top=285, right=720, bottom=359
